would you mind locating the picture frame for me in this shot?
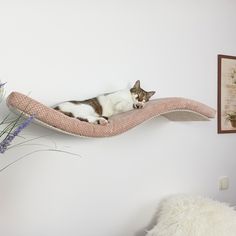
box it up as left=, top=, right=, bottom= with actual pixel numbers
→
left=218, top=54, right=236, bottom=133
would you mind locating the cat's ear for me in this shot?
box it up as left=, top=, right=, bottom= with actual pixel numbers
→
left=147, top=91, right=155, bottom=99
left=133, top=80, right=140, bottom=89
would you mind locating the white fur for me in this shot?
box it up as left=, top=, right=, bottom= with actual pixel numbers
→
left=98, top=89, right=134, bottom=116
left=56, top=89, right=137, bottom=124
left=146, top=195, right=236, bottom=236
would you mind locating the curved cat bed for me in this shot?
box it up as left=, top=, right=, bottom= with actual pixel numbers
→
left=7, top=92, right=216, bottom=137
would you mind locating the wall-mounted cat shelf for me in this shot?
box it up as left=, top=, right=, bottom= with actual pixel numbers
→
left=7, top=92, right=216, bottom=137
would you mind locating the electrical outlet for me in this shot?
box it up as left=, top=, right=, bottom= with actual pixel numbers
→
left=219, top=176, right=229, bottom=191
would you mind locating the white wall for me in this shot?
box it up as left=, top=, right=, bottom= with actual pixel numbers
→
left=0, top=1, right=236, bottom=236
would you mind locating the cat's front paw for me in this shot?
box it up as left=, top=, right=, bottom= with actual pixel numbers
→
left=97, top=118, right=109, bottom=125
left=133, top=103, right=144, bottom=109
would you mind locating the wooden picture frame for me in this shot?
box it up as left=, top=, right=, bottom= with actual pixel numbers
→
left=218, top=54, right=236, bottom=133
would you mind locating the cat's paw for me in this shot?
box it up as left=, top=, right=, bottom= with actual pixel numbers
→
left=97, top=118, right=109, bottom=125
left=133, top=103, right=144, bottom=109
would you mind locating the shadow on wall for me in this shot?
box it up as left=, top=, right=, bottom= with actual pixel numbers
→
left=135, top=213, right=157, bottom=236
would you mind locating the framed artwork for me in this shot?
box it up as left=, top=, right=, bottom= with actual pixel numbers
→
left=218, top=54, right=236, bottom=133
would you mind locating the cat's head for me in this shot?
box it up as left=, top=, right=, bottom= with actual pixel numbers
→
left=130, top=80, right=155, bottom=109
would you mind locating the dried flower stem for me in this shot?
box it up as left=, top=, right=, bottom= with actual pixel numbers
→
left=0, top=149, right=81, bottom=173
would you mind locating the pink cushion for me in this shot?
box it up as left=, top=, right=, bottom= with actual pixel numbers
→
left=7, top=92, right=216, bottom=137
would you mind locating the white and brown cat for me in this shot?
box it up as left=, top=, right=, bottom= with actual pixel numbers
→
left=54, top=80, right=155, bottom=125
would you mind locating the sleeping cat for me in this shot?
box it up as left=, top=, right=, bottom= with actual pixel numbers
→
left=54, top=80, right=155, bottom=125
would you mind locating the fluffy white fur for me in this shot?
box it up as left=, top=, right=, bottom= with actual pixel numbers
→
left=146, top=195, right=236, bottom=236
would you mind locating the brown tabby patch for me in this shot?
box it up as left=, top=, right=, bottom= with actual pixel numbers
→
left=70, top=98, right=103, bottom=116
left=77, top=117, right=89, bottom=122
left=54, top=106, right=75, bottom=118
left=62, top=111, right=74, bottom=118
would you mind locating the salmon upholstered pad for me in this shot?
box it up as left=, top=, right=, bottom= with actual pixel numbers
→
left=7, top=92, right=216, bottom=137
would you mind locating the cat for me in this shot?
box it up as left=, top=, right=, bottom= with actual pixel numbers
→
left=53, top=80, right=155, bottom=125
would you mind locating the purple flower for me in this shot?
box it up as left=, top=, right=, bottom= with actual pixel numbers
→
left=0, top=82, right=6, bottom=88
left=0, top=115, right=34, bottom=154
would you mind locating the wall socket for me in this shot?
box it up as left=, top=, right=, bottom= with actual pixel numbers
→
left=219, top=176, right=229, bottom=191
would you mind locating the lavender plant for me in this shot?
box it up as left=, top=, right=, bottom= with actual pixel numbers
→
left=0, top=82, right=80, bottom=173
left=0, top=82, right=34, bottom=154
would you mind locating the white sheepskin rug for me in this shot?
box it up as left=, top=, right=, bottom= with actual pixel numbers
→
left=146, top=195, right=236, bottom=236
